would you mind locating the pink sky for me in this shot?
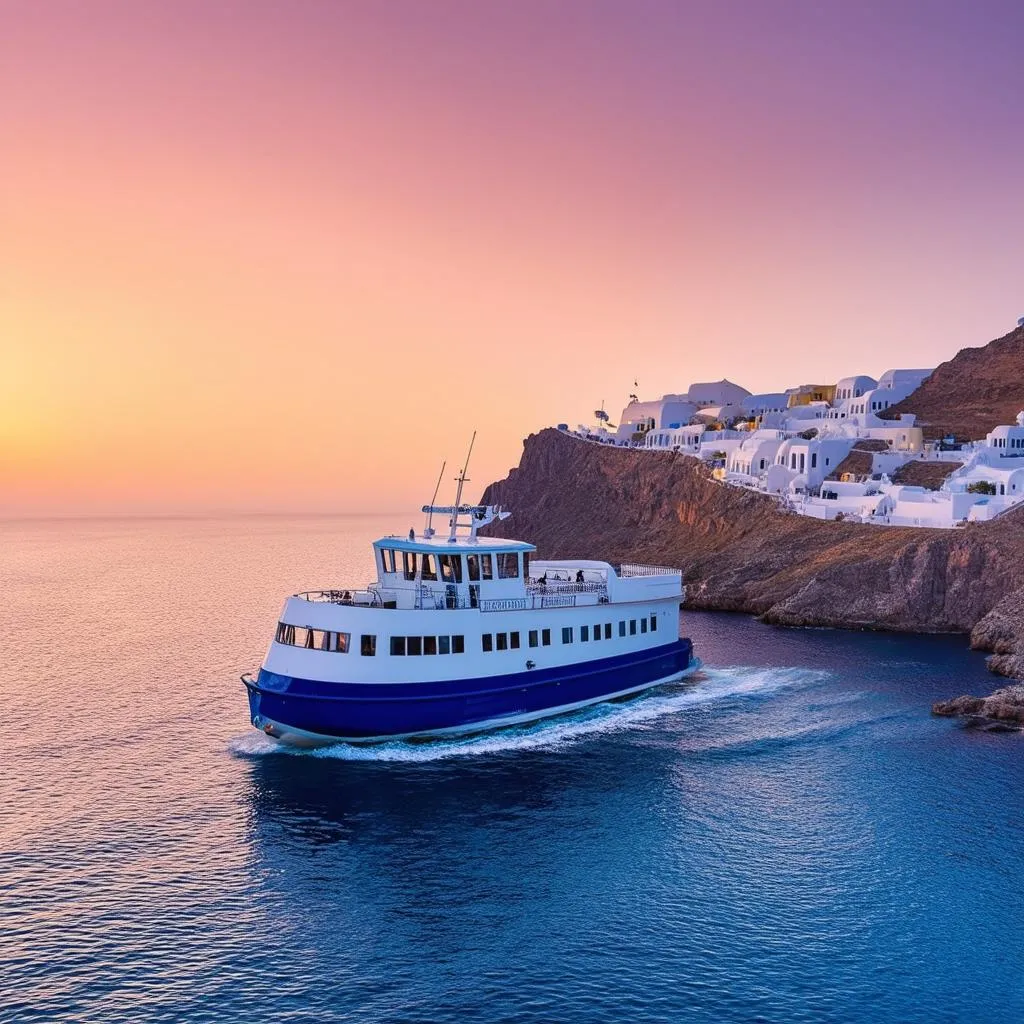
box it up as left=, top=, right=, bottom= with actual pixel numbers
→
left=3, top=1, right=1023, bottom=513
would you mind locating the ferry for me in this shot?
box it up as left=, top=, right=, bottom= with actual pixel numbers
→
left=242, top=467, right=697, bottom=745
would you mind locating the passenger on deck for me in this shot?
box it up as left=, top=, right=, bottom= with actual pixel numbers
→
left=576, top=569, right=585, bottom=584
left=538, top=573, right=547, bottom=587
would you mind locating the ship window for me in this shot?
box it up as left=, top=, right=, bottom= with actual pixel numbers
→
left=480, top=554, right=494, bottom=580
left=391, top=637, right=406, bottom=656
left=408, top=636, right=422, bottom=656
left=562, top=626, right=573, bottom=644
left=421, top=554, right=437, bottom=581
left=604, top=623, right=612, bottom=639
left=453, top=634, right=465, bottom=654
left=581, top=625, right=589, bottom=642
left=594, top=623, right=601, bottom=640
left=542, top=629, right=551, bottom=646
left=640, top=618, right=647, bottom=634
left=424, top=636, right=437, bottom=655
left=528, top=630, right=539, bottom=648
left=403, top=551, right=417, bottom=580
left=522, top=553, right=530, bottom=579
left=360, top=634, right=377, bottom=656
left=510, top=632, right=520, bottom=649
left=381, top=549, right=397, bottom=573
left=293, top=626, right=310, bottom=648
left=440, top=554, right=463, bottom=584
left=629, top=620, right=637, bottom=635
left=439, top=635, right=450, bottom=655
left=482, top=633, right=493, bottom=652
left=650, top=614, right=657, bottom=632
left=467, top=554, right=481, bottom=582
left=619, top=621, right=626, bottom=637
left=496, top=632, right=508, bottom=651
left=312, top=628, right=331, bottom=650
left=276, top=622, right=296, bottom=645
left=498, top=552, right=519, bottom=579
left=335, top=631, right=350, bottom=653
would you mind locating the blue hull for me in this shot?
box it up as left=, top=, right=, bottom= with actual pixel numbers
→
left=245, top=639, right=694, bottom=742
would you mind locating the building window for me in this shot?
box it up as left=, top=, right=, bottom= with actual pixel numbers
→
left=604, top=623, right=612, bottom=639
left=542, top=629, right=551, bottom=646
left=811, top=453, right=817, bottom=469
left=482, top=634, right=493, bottom=652
left=562, top=626, right=573, bottom=644
left=510, top=632, right=521, bottom=649
left=360, top=635, right=377, bottom=656
left=407, top=636, right=422, bottom=656
left=498, top=552, right=520, bottom=579
left=391, top=637, right=406, bottom=656
left=528, top=629, right=539, bottom=648
left=581, top=625, right=590, bottom=642
left=424, top=636, right=437, bottom=656
left=453, top=635, right=465, bottom=654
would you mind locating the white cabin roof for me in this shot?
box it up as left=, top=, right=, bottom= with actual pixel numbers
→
left=374, top=534, right=534, bottom=554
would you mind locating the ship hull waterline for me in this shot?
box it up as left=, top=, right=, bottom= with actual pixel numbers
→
left=245, top=639, right=697, bottom=746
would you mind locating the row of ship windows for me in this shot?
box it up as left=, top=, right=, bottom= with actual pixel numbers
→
left=483, top=615, right=656, bottom=652
left=275, top=614, right=659, bottom=657
left=380, top=549, right=525, bottom=583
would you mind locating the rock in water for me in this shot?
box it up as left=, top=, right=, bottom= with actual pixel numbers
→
left=932, top=685, right=1024, bottom=730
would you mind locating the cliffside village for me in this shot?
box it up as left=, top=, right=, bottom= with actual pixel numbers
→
left=563, top=370, right=1024, bottom=529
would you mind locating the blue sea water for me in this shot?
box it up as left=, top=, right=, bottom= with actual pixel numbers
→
left=3, top=514, right=1023, bottom=1023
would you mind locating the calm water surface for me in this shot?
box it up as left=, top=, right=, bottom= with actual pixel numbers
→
left=3, top=515, right=1022, bottom=1023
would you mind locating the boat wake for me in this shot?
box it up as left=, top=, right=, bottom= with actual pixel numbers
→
left=229, top=665, right=829, bottom=762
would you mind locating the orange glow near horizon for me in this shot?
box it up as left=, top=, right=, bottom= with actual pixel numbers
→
left=3, top=1, right=1023, bottom=514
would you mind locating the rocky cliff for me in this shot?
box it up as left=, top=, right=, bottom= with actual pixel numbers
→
left=480, top=428, right=1024, bottom=681
left=883, top=324, right=1024, bottom=440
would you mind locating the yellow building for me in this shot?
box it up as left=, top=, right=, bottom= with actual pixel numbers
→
left=787, top=384, right=837, bottom=408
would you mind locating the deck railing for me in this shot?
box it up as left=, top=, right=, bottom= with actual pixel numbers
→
left=615, top=563, right=680, bottom=578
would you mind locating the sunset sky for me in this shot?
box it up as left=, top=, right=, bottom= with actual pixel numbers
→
left=3, top=0, right=1023, bottom=514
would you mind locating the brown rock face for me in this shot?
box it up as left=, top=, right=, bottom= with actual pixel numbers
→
left=932, top=685, right=1024, bottom=730
left=890, top=460, right=962, bottom=490
left=882, top=325, right=1024, bottom=440
left=480, top=429, right=1024, bottom=678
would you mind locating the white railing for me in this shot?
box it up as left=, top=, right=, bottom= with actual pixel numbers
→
left=616, top=563, right=679, bottom=578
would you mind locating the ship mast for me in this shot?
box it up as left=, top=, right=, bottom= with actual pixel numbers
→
left=449, top=431, right=476, bottom=542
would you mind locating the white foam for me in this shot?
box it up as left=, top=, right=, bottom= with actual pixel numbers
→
left=227, top=665, right=829, bottom=763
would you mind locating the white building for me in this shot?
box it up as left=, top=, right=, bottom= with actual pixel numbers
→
left=985, top=412, right=1024, bottom=453
left=833, top=375, right=877, bottom=401
left=739, top=393, right=790, bottom=422
left=685, top=379, right=751, bottom=409
left=614, top=395, right=698, bottom=441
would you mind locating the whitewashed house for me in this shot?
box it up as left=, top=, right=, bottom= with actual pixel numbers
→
left=771, top=436, right=856, bottom=492
left=739, top=393, right=789, bottom=423
left=726, top=430, right=787, bottom=484
left=685, top=379, right=751, bottom=409
left=614, top=395, right=698, bottom=442
left=833, top=375, right=878, bottom=402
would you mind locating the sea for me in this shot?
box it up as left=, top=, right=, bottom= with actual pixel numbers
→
left=3, top=514, right=1023, bottom=1024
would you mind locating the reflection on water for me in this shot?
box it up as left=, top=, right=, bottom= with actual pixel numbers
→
left=4, top=515, right=1023, bottom=1023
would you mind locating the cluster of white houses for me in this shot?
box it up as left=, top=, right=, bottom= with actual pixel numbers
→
left=564, top=373, right=1024, bottom=529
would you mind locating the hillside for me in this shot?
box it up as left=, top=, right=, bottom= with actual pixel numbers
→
left=480, top=428, right=1024, bottom=680
left=882, top=324, right=1024, bottom=440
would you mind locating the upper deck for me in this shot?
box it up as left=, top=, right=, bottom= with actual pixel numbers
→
left=290, top=508, right=682, bottom=614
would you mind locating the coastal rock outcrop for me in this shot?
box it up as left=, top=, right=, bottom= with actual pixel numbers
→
left=480, top=428, right=1024, bottom=682
left=932, top=684, right=1024, bottom=731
